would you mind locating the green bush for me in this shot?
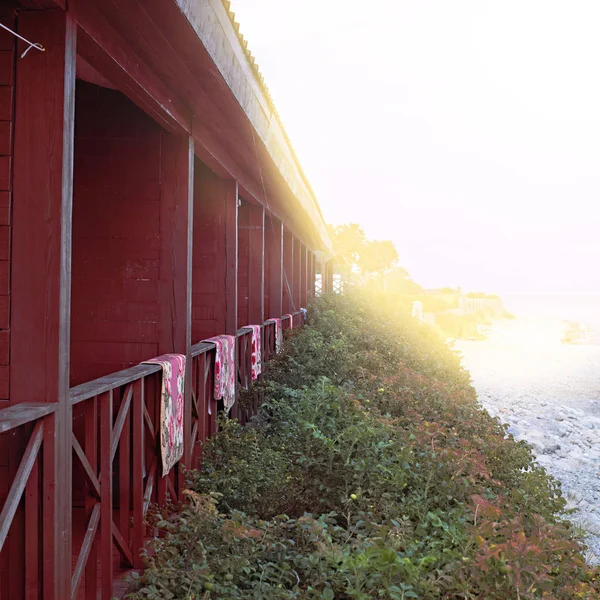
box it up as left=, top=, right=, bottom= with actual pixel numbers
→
left=127, top=292, right=599, bottom=600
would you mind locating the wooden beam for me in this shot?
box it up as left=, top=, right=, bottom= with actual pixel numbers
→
left=11, top=11, right=76, bottom=600
left=266, top=216, right=283, bottom=319
left=283, top=228, right=294, bottom=314
left=158, top=133, right=194, bottom=471
left=293, top=237, right=302, bottom=310
left=72, top=1, right=192, bottom=134
left=159, top=133, right=194, bottom=355
left=300, top=244, right=308, bottom=308
left=193, top=173, right=238, bottom=338
left=247, top=204, right=265, bottom=325
left=225, top=182, right=239, bottom=335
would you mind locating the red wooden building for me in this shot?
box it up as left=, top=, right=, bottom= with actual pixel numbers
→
left=0, top=1, right=335, bottom=597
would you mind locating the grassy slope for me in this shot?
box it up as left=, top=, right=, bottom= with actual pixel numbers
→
left=128, top=293, right=599, bottom=600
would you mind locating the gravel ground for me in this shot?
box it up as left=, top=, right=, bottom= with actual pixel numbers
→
left=455, top=317, right=600, bottom=564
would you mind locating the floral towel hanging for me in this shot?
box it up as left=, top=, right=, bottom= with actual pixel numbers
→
left=141, top=354, right=185, bottom=477
left=266, top=318, right=283, bottom=353
left=283, top=313, right=294, bottom=329
left=204, top=335, right=236, bottom=413
left=247, top=325, right=262, bottom=381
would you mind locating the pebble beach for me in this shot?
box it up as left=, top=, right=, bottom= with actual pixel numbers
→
left=456, top=315, right=600, bottom=563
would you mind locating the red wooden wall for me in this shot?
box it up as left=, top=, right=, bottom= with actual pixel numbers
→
left=0, top=16, right=15, bottom=598
left=0, top=16, right=14, bottom=411
left=192, top=161, right=239, bottom=341
left=70, top=82, right=163, bottom=386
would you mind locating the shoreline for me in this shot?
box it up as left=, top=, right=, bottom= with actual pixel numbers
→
left=455, top=316, right=600, bottom=564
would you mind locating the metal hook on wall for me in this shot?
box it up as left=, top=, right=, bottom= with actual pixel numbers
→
left=0, top=22, right=45, bottom=58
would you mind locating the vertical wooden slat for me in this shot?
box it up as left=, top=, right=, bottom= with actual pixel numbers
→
left=84, top=397, right=98, bottom=600
left=99, top=391, right=113, bottom=600
left=11, top=12, right=76, bottom=600
left=119, top=406, right=130, bottom=564
left=24, top=453, right=39, bottom=600
left=132, top=377, right=144, bottom=568
left=42, top=413, right=56, bottom=600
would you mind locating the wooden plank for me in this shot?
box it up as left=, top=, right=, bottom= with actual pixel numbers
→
left=24, top=453, right=39, bottom=600
left=0, top=87, right=12, bottom=122
left=111, top=520, right=134, bottom=567
left=11, top=14, right=76, bottom=598
left=71, top=433, right=100, bottom=499
left=42, top=413, right=56, bottom=600
left=283, top=228, right=294, bottom=314
left=224, top=181, right=238, bottom=335
left=70, top=363, right=161, bottom=404
left=72, top=5, right=191, bottom=134
left=0, top=420, right=43, bottom=552
left=0, top=120, right=11, bottom=156
left=131, top=377, right=144, bottom=568
left=110, top=384, right=133, bottom=461
left=158, top=133, right=193, bottom=355
left=70, top=503, right=100, bottom=600
left=0, top=403, right=56, bottom=433
left=266, top=217, right=283, bottom=319
left=99, top=391, right=113, bottom=599
left=84, top=397, right=98, bottom=600
left=119, top=407, right=131, bottom=564
left=0, top=155, right=10, bottom=190
left=247, top=203, right=264, bottom=325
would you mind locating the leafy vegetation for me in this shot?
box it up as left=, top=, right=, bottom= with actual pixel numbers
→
left=127, top=293, right=599, bottom=599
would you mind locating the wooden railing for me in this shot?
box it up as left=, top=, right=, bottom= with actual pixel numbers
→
left=0, top=311, right=305, bottom=599
left=69, top=364, right=170, bottom=600
left=0, top=403, right=57, bottom=598
left=189, top=341, right=216, bottom=471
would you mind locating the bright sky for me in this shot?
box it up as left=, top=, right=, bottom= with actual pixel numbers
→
left=229, top=0, right=600, bottom=293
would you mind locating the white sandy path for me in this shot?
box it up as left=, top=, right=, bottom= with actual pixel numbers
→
left=455, top=317, right=600, bottom=563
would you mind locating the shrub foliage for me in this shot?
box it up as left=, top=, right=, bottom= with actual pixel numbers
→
left=127, top=293, right=599, bottom=599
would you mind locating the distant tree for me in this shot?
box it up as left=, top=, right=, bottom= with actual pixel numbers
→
left=327, top=224, right=367, bottom=267
left=358, top=240, right=398, bottom=275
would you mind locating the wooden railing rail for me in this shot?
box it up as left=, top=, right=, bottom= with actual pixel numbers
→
left=0, top=402, right=56, bottom=597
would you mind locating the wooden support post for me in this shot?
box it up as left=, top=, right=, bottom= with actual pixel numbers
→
left=11, top=11, right=76, bottom=600
left=283, top=229, right=294, bottom=313
left=247, top=204, right=265, bottom=325
left=192, top=169, right=238, bottom=340
left=300, top=244, right=308, bottom=308
left=158, top=133, right=194, bottom=473
left=293, top=237, right=302, bottom=310
left=309, top=252, right=315, bottom=299
left=224, top=184, right=238, bottom=335
left=266, top=216, right=283, bottom=319
left=326, top=261, right=334, bottom=293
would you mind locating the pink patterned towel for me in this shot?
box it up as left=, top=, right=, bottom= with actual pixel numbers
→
left=283, top=314, right=294, bottom=329
left=142, top=354, right=185, bottom=477
left=247, top=325, right=262, bottom=381
left=266, top=318, right=283, bottom=353
left=204, top=335, right=236, bottom=413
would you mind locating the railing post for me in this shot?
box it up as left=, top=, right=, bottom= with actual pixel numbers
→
left=132, top=378, right=144, bottom=569
left=11, top=11, right=76, bottom=600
